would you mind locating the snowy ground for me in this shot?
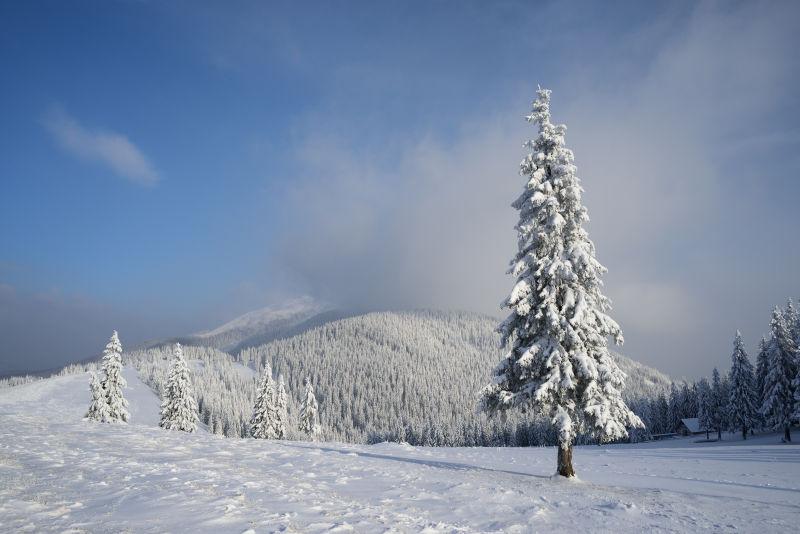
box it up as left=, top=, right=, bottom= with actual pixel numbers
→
left=0, top=370, right=798, bottom=533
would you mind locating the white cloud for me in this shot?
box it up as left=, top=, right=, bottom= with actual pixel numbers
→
left=43, top=108, right=160, bottom=186
left=272, top=0, right=799, bottom=378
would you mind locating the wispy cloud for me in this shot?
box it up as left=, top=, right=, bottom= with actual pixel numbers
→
left=273, top=0, right=800, bottom=378
left=43, top=108, right=160, bottom=186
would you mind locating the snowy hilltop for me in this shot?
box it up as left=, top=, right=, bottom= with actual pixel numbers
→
left=147, top=296, right=339, bottom=353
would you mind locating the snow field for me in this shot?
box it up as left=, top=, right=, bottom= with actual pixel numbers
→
left=0, top=370, right=798, bottom=533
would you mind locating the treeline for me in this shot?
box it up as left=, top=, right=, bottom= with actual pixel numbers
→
left=633, top=300, right=800, bottom=441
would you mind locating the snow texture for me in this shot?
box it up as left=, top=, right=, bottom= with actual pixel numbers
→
left=0, top=372, right=798, bottom=533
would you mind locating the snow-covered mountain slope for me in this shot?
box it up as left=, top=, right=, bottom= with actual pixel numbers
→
left=124, top=310, right=674, bottom=446
left=167, top=297, right=340, bottom=353
left=0, top=372, right=798, bottom=533
left=237, top=310, right=673, bottom=443
left=0, top=367, right=161, bottom=426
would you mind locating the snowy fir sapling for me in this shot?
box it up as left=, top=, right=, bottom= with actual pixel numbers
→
left=86, top=371, right=111, bottom=423
left=275, top=375, right=288, bottom=439
left=299, top=377, right=322, bottom=440
left=100, top=331, right=129, bottom=423
left=250, top=363, right=280, bottom=439
left=159, top=343, right=199, bottom=433
left=481, top=87, right=643, bottom=477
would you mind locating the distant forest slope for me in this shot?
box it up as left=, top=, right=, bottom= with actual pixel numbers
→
left=126, top=310, right=673, bottom=446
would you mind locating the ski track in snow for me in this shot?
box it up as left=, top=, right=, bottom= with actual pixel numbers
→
left=0, top=370, right=798, bottom=533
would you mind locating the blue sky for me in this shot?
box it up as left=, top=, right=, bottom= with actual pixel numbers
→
left=1, top=1, right=798, bottom=377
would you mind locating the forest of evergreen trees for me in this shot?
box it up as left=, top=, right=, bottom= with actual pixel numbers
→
left=7, top=304, right=797, bottom=448
left=118, top=310, right=672, bottom=447
left=635, top=300, right=800, bottom=442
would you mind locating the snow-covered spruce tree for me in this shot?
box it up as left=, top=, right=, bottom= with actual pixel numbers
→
left=159, top=343, right=199, bottom=432
left=792, top=369, right=800, bottom=425
left=679, top=382, right=696, bottom=422
left=728, top=332, right=757, bottom=439
left=101, top=331, right=129, bottom=423
left=761, top=307, right=798, bottom=442
left=754, top=336, right=770, bottom=430
left=785, top=299, right=799, bottom=346
left=275, top=375, right=288, bottom=440
left=250, top=363, right=278, bottom=439
left=299, top=377, right=321, bottom=440
left=480, top=88, right=643, bottom=477
left=86, top=372, right=111, bottom=422
left=709, top=368, right=726, bottom=440
left=650, top=393, right=669, bottom=435
left=696, top=377, right=712, bottom=440
left=667, top=383, right=681, bottom=433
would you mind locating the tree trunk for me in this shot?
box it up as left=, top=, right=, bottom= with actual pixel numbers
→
left=717, top=428, right=721, bottom=440
left=742, top=426, right=747, bottom=440
left=557, top=444, right=575, bottom=478
left=785, top=425, right=792, bottom=443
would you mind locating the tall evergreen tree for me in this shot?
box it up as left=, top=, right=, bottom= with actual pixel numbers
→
left=655, top=393, right=670, bottom=434
left=754, top=336, right=770, bottom=430
left=481, top=88, right=642, bottom=477
left=785, top=299, right=799, bottom=345
left=101, top=331, right=129, bottom=423
left=667, top=383, right=681, bottom=433
left=696, top=377, right=712, bottom=440
left=761, top=307, right=798, bottom=442
left=159, top=343, right=199, bottom=432
left=86, top=371, right=110, bottom=422
left=250, top=363, right=278, bottom=439
left=709, top=368, right=725, bottom=440
left=275, top=375, right=288, bottom=440
left=791, top=370, right=800, bottom=425
left=299, top=377, right=321, bottom=440
left=679, top=382, right=695, bottom=421
left=728, top=331, right=757, bottom=439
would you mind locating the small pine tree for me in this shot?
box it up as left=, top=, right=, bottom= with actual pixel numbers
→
left=86, top=372, right=110, bottom=422
left=761, top=307, right=798, bottom=442
left=728, top=331, right=757, bottom=439
left=101, top=331, right=129, bottom=423
left=299, top=377, right=321, bottom=439
left=213, top=414, right=225, bottom=436
left=250, top=363, right=278, bottom=439
left=480, top=88, right=642, bottom=477
left=696, top=377, right=712, bottom=440
left=159, top=343, right=199, bottom=433
left=275, top=375, right=288, bottom=440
